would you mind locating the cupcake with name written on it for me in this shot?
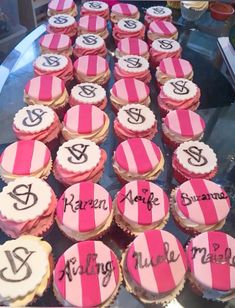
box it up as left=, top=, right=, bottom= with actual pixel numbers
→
left=80, top=0, right=110, bottom=20
left=77, top=15, right=109, bottom=40
left=147, top=20, right=178, bottom=45
left=47, top=14, right=77, bottom=42
left=39, top=33, right=73, bottom=57
left=111, top=3, right=140, bottom=24
left=73, top=34, right=107, bottom=58
left=47, top=0, right=78, bottom=17
left=56, top=181, right=113, bottom=241
left=171, top=179, right=230, bottom=235
left=116, top=37, right=149, bottom=60
left=122, top=230, right=187, bottom=304
left=145, top=6, right=172, bottom=27
left=114, top=180, right=170, bottom=235
left=113, top=18, right=145, bottom=44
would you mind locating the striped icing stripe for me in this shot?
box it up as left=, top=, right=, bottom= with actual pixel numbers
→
left=115, top=138, right=162, bottom=174
left=54, top=241, right=119, bottom=306
left=0, top=140, right=50, bottom=175
left=112, top=78, right=149, bottom=102
left=63, top=105, right=105, bottom=134
left=74, top=55, right=108, bottom=76
left=164, top=110, right=205, bottom=138
left=118, top=38, right=148, bottom=56
left=25, top=75, right=65, bottom=100
left=149, top=20, right=177, bottom=35
left=126, top=230, right=187, bottom=293
left=187, top=232, right=235, bottom=291
left=159, top=58, right=192, bottom=78
left=112, top=3, right=138, bottom=15
left=78, top=15, right=106, bottom=31
left=48, top=0, right=75, bottom=11
left=117, top=180, right=169, bottom=225
left=39, top=34, right=71, bottom=49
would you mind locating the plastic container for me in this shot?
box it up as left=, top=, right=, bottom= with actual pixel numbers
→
left=210, top=2, right=234, bottom=21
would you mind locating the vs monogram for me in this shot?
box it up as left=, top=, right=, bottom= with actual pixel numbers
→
left=153, top=7, right=165, bottom=14
left=82, top=35, right=98, bottom=45
left=123, top=57, right=142, bottom=68
left=66, top=144, right=89, bottom=164
left=42, top=55, right=61, bottom=67
left=183, top=146, right=208, bottom=167
left=53, top=16, right=68, bottom=24
left=78, top=85, right=97, bottom=98
left=158, top=39, right=173, bottom=50
left=170, top=80, right=190, bottom=95
left=125, top=108, right=145, bottom=125
left=123, top=20, right=137, bottom=29
left=88, top=1, right=102, bottom=9
left=22, top=109, right=47, bottom=127
left=8, top=184, right=38, bottom=211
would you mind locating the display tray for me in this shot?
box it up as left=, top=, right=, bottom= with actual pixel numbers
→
left=0, top=2, right=235, bottom=307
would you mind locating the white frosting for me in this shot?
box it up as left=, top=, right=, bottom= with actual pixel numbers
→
left=163, top=78, right=197, bottom=101
left=35, top=53, right=68, bottom=72
left=48, top=14, right=75, bottom=28
left=56, top=138, right=101, bottom=172
left=71, top=83, right=106, bottom=104
left=176, top=141, right=217, bottom=174
left=0, top=236, right=49, bottom=299
left=152, top=38, right=181, bottom=53
left=83, top=1, right=108, bottom=12
left=118, top=18, right=143, bottom=32
left=181, top=1, right=209, bottom=10
left=118, top=55, right=149, bottom=73
left=147, top=6, right=172, bottom=17
left=117, top=104, right=155, bottom=132
left=0, top=177, right=52, bottom=222
left=13, top=105, right=55, bottom=133
left=75, top=34, right=104, bottom=49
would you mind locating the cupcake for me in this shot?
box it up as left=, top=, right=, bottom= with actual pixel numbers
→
left=73, top=34, right=107, bottom=58
left=114, top=104, right=157, bottom=141
left=114, top=55, right=151, bottom=83
left=39, top=33, right=73, bottom=57
left=147, top=20, right=178, bottom=44
left=162, top=109, right=205, bottom=149
left=47, top=14, right=77, bottom=41
left=53, top=241, right=122, bottom=307
left=0, top=140, right=52, bottom=183
left=69, top=83, right=107, bottom=110
left=111, top=3, right=140, bottom=24
left=114, top=180, right=169, bottom=234
left=156, top=58, right=193, bottom=87
left=0, top=177, right=57, bottom=238
left=171, top=179, right=230, bottom=234
left=74, top=55, right=110, bottom=86
left=150, top=38, right=182, bottom=68
left=122, top=230, right=187, bottom=304
left=54, top=138, right=107, bottom=186
left=24, top=75, right=69, bottom=119
left=113, top=138, right=164, bottom=183
left=77, top=15, right=109, bottom=40
left=80, top=0, right=109, bottom=20
left=186, top=231, right=235, bottom=301
left=145, top=6, right=172, bottom=26
left=33, top=53, right=73, bottom=84
left=56, top=181, right=113, bottom=241
left=110, top=78, right=150, bottom=112
left=116, top=37, right=149, bottom=59
left=62, top=104, right=109, bottom=144
left=172, top=140, right=218, bottom=184
left=0, top=236, right=52, bottom=306
left=113, top=18, right=145, bottom=43
left=181, top=1, right=209, bottom=21
left=13, top=105, right=61, bottom=150
left=47, top=0, right=78, bottom=17
left=157, top=78, right=201, bottom=116
left=167, top=1, right=181, bottom=10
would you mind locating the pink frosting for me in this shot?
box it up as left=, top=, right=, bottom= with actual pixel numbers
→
left=150, top=48, right=182, bottom=67
left=113, top=24, right=145, bottom=41
left=114, top=64, right=151, bottom=84
left=47, top=23, right=77, bottom=38
left=112, top=3, right=138, bottom=15
left=80, top=7, right=109, bottom=20
left=159, top=58, right=192, bottom=78
left=73, top=44, right=107, bottom=58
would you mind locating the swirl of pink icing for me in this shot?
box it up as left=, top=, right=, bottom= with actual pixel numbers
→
left=150, top=48, right=182, bottom=68
left=114, top=64, right=151, bottom=84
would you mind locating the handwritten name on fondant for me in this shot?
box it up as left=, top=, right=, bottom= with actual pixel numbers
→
left=63, top=193, right=108, bottom=212
left=133, top=242, right=180, bottom=269
left=59, top=253, right=114, bottom=287
left=181, top=192, right=228, bottom=206
left=8, top=184, right=38, bottom=211
left=120, top=188, right=160, bottom=211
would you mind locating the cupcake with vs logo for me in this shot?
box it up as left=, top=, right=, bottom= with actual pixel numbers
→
left=113, top=18, right=145, bottom=44
left=80, top=1, right=110, bottom=20
left=144, top=6, right=172, bottom=27
left=73, top=34, right=107, bottom=58
left=47, top=14, right=77, bottom=42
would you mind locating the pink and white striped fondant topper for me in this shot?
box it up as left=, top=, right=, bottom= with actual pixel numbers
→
left=74, top=55, right=108, bottom=76
left=164, top=110, right=205, bottom=138
left=112, top=3, right=138, bottom=16
left=149, top=20, right=177, bottom=35
left=159, top=58, right=193, bottom=78
left=112, top=78, right=150, bottom=103
left=48, top=0, right=75, bottom=11
left=118, top=38, right=148, bottom=56
left=114, top=138, right=162, bottom=174
left=25, top=75, right=65, bottom=101
left=78, top=15, right=107, bottom=31
left=117, top=180, right=169, bottom=226
left=176, top=179, right=230, bottom=225
left=0, top=140, right=51, bottom=175
left=63, top=104, right=105, bottom=134
left=126, top=230, right=187, bottom=293
left=54, top=240, right=120, bottom=306
left=57, top=181, right=112, bottom=232
left=39, top=34, right=71, bottom=50
left=187, top=231, right=235, bottom=291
